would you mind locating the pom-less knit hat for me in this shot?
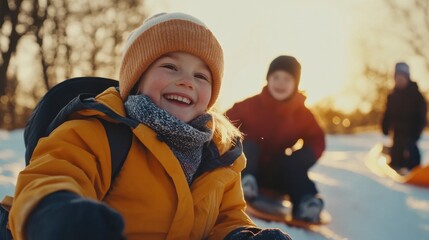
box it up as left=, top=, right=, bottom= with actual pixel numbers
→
left=119, top=12, right=224, bottom=108
left=394, top=62, right=410, bottom=79
left=266, top=55, right=301, bottom=85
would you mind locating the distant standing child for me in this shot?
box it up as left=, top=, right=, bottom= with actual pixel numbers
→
left=9, top=13, right=291, bottom=240
left=225, top=55, right=326, bottom=223
left=382, top=62, right=427, bottom=173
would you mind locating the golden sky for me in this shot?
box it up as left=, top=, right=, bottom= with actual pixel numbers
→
left=144, top=0, right=369, bottom=111
left=144, top=0, right=429, bottom=114
left=15, top=0, right=425, bottom=112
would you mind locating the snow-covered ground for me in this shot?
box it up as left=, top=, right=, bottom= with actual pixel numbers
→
left=1, top=129, right=429, bottom=240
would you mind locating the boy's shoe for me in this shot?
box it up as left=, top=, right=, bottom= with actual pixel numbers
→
left=293, top=195, right=324, bottom=223
left=242, top=174, right=258, bottom=201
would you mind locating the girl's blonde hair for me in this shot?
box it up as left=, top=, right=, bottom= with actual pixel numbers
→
left=208, top=108, right=242, bottom=147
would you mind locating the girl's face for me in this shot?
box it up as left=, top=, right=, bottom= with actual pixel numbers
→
left=267, top=70, right=296, bottom=101
left=136, top=52, right=212, bottom=123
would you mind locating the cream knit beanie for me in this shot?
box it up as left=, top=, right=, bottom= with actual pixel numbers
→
left=119, top=12, right=224, bottom=108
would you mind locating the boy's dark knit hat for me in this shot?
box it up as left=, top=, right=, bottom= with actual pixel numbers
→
left=394, top=62, right=410, bottom=79
left=119, top=12, right=224, bottom=109
left=266, top=55, right=301, bottom=83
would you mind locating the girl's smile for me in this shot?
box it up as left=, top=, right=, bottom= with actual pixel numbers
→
left=136, top=52, right=212, bottom=122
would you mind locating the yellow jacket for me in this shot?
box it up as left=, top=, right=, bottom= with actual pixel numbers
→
left=10, top=87, right=256, bottom=240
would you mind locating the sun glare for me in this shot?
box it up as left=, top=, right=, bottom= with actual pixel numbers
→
left=147, top=0, right=354, bottom=111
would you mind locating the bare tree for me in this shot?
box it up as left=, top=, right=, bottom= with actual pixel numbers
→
left=351, top=0, right=429, bottom=126
left=32, top=0, right=51, bottom=90
left=384, top=0, right=429, bottom=70
left=1, top=0, right=44, bottom=129
left=33, top=0, right=144, bottom=92
left=0, top=0, right=25, bottom=96
left=1, top=0, right=147, bottom=129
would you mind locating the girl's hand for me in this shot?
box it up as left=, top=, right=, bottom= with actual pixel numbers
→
left=26, top=191, right=125, bottom=240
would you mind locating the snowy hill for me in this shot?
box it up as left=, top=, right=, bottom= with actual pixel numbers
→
left=1, top=129, right=428, bottom=240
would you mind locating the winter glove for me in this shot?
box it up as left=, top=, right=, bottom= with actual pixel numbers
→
left=287, top=147, right=317, bottom=170
left=242, top=174, right=259, bottom=200
left=225, top=227, right=292, bottom=240
left=26, top=191, right=125, bottom=240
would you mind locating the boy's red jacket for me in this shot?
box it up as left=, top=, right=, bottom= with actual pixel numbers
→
left=226, top=86, right=325, bottom=163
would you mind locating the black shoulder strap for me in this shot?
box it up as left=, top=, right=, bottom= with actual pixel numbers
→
left=99, top=119, right=133, bottom=182
left=24, top=77, right=120, bottom=166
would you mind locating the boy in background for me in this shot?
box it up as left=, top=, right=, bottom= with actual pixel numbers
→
left=382, top=62, right=427, bottom=174
left=226, top=55, right=326, bottom=223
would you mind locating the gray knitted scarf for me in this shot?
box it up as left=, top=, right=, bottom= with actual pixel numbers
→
left=124, top=95, right=213, bottom=185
